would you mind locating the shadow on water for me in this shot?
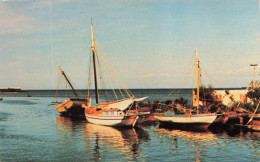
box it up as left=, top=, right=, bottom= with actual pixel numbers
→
left=56, top=116, right=87, bottom=132
left=158, top=121, right=210, bottom=133
left=158, top=121, right=260, bottom=138
left=0, top=112, right=12, bottom=121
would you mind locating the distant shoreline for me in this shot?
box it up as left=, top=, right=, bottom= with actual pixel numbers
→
left=22, top=87, right=247, bottom=91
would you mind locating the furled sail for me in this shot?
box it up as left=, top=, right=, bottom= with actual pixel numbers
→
left=105, top=98, right=134, bottom=111
left=134, top=96, right=149, bottom=102
left=99, top=96, right=149, bottom=111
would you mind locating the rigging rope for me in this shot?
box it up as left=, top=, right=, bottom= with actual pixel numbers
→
left=94, top=34, right=133, bottom=98
left=200, top=63, right=223, bottom=87
left=167, top=53, right=196, bottom=99
left=87, top=29, right=135, bottom=102
left=95, top=50, right=110, bottom=102
left=95, top=45, right=118, bottom=99
left=94, top=37, right=126, bottom=98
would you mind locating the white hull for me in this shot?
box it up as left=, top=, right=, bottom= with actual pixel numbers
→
left=154, top=114, right=217, bottom=124
left=85, top=113, right=138, bottom=127
left=154, top=114, right=217, bottom=128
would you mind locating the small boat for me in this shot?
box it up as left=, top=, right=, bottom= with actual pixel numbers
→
left=154, top=111, right=217, bottom=130
left=56, top=98, right=88, bottom=118
left=55, top=65, right=88, bottom=118
left=84, top=97, right=148, bottom=127
left=154, top=49, right=217, bottom=130
left=83, top=20, right=148, bottom=127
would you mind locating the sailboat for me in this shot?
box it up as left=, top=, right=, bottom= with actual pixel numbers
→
left=82, top=21, right=148, bottom=127
left=56, top=65, right=88, bottom=118
left=154, top=49, right=217, bottom=130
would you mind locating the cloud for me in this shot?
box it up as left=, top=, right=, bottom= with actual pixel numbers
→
left=237, top=67, right=251, bottom=73
left=0, top=61, right=20, bottom=72
left=142, top=73, right=154, bottom=78
left=160, top=73, right=170, bottom=77
left=141, top=72, right=171, bottom=78
left=0, top=7, right=34, bottom=34
left=215, top=66, right=257, bottom=77
left=216, top=70, right=233, bottom=75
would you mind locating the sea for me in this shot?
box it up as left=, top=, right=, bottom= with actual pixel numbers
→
left=0, top=89, right=259, bottom=161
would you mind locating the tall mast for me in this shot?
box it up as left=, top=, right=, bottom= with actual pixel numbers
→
left=58, top=65, right=79, bottom=99
left=195, top=48, right=200, bottom=114
left=91, top=19, right=99, bottom=104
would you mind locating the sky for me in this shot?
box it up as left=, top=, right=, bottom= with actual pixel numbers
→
left=0, top=0, right=259, bottom=90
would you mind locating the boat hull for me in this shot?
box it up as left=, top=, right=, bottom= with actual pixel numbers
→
left=56, top=99, right=88, bottom=118
left=85, top=107, right=138, bottom=127
left=85, top=113, right=138, bottom=127
left=154, top=113, right=217, bottom=130
left=251, top=125, right=260, bottom=132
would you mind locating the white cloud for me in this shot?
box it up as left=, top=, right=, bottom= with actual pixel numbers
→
left=160, top=73, right=171, bottom=77
left=237, top=66, right=251, bottom=73
left=142, top=73, right=154, bottom=78
left=216, top=69, right=233, bottom=75
left=141, top=72, right=172, bottom=78
left=0, top=7, right=34, bottom=34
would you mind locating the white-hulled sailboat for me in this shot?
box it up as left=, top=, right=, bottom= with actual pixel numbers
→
left=82, top=21, right=148, bottom=127
left=154, top=49, right=217, bottom=130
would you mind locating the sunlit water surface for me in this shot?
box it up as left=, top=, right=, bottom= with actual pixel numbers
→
left=0, top=91, right=259, bottom=161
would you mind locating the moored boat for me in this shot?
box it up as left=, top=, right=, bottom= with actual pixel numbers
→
left=56, top=98, right=88, bottom=118
left=83, top=20, right=148, bottom=127
left=155, top=111, right=217, bottom=130
left=55, top=65, right=88, bottom=118
left=84, top=97, right=148, bottom=127
left=154, top=49, right=217, bottom=130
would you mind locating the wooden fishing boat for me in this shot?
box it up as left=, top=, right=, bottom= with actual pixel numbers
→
left=56, top=98, right=88, bottom=118
left=84, top=97, right=148, bottom=127
left=55, top=65, right=88, bottom=118
left=154, top=49, right=217, bottom=130
left=83, top=20, right=148, bottom=127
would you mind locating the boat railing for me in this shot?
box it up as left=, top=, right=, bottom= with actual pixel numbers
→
left=126, top=110, right=138, bottom=115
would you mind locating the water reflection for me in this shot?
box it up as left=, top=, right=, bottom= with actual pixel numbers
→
left=56, top=116, right=150, bottom=161
left=155, top=127, right=260, bottom=161
left=196, top=141, right=201, bottom=162
left=55, top=116, right=260, bottom=161
left=56, top=116, right=86, bottom=132
left=155, top=128, right=218, bottom=161
left=155, top=128, right=217, bottom=144
left=85, top=123, right=150, bottom=161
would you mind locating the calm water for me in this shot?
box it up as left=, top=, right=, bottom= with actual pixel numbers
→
left=0, top=89, right=259, bottom=161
